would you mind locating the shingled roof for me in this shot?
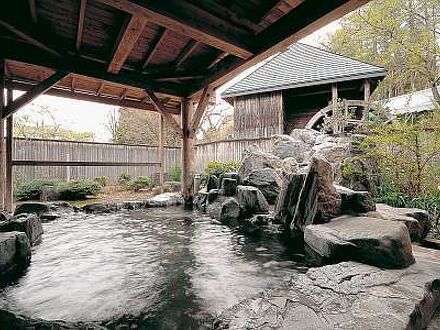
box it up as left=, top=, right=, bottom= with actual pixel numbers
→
left=222, top=43, right=387, bottom=98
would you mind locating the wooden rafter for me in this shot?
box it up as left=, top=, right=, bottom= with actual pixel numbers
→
left=190, top=85, right=212, bottom=137
left=207, top=52, right=229, bottom=69
left=119, top=88, right=128, bottom=100
left=76, top=0, right=87, bottom=51
left=96, top=0, right=253, bottom=59
left=141, top=27, right=168, bottom=70
left=96, top=82, right=105, bottom=96
left=2, top=71, right=69, bottom=119
left=29, top=0, right=38, bottom=25
left=146, top=89, right=183, bottom=137
left=108, top=14, right=147, bottom=74
left=174, top=40, right=199, bottom=69
left=70, top=76, right=76, bottom=92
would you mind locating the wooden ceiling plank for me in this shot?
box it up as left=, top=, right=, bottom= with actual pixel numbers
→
left=207, top=52, right=229, bottom=69
left=141, top=28, right=168, bottom=70
left=108, top=14, right=147, bottom=74
left=29, top=0, right=38, bottom=25
left=76, top=0, right=87, bottom=51
left=174, top=40, right=200, bottom=69
left=190, top=0, right=370, bottom=97
left=2, top=71, right=69, bottom=119
left=258, top=0, right=285, bottom=24
left=96, top=0, right=253, bottom=59
left=145, top=88, right=183, bottom=136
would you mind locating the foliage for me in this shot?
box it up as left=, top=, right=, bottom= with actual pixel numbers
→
left=58, top=180, right=102, bottom=200
left=196, top=98, right=234, bottom=142
left=118, top=173, right=132, bottom=186
left=325, top=0, right=440, bottom=102
left=205, top=160, right=239, bottom=177
left=112, top=107, right=180, bottom=146
left=127, top=176, right=153, bottom=192
left=94, top=176, right=108, bottom=187
left=168, top=165, right=181, bottom=181
left=163, top=183, right=172, bottom=193
left=15, top=179, right=60, bottom=201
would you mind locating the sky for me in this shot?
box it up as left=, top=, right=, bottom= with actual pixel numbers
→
left=14, top=21, right=340, bottom=142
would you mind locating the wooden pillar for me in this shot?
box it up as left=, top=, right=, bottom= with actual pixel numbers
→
left=159, top=114, right=164, bottom=188
left=5, top=88, right=13, bottom=212
left=0, top=59, right=5, bottom=211
left=331, top=83, right=338, bottom=109
left=363, top=79, right=371, bottom=121
left=181, top=98, right=194, bottom=208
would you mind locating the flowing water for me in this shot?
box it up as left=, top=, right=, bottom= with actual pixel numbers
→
left=0, top=207, right=307, bottom=329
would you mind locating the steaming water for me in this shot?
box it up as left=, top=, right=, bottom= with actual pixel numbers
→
left=0, top=207, right=306, bottom=328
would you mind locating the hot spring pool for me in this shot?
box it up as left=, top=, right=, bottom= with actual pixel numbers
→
left=0, top=207, right=307, bottom=328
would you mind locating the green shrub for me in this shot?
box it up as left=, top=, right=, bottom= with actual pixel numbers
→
left=15, top=179, right=60, bottom=201
left=118, top=172, right=132, bottom=186
left=205, top=160, right=239, bottom=177
left=169, top=165, right=181, bottom=181
left=94, top=176, right=108, bottom=187
left=58, top=179, right=101, bottom=200
left=127, top=176, right=153, bottom=192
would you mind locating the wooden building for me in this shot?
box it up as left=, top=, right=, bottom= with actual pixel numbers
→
left=0, top=0, right=373, bottom=209
left=222, top=43, right=387, bottom=138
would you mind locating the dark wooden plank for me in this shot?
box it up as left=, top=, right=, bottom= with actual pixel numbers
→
left=76, top=0, right=87, bottom=51
left=2, top=71, right=69, bottom=118
left=174, top=40, right=200, bottom=69
left=97, top=0, right=253, bottom=58
left=181, top=98, right=194, bottom=206
left=29, top=0, right=38, bottom=25
left=108, top=14, right=147, bottom=74
left=12, top=160, right=161, bottom=166
left=5, top=88, right=13, bottom=212
left=141, top=27, right=168, bottom=70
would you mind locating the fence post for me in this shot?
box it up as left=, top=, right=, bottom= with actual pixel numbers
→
left=66, top=153, right=70, bottom=181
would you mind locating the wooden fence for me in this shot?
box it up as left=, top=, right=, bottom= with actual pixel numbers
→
left=12, top=137, right=273, bottom=184
left=13, top=138, right=181, bottom=184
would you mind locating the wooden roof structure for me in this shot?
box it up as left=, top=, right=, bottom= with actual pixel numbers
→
left=0, top=0, right=371, bottom=118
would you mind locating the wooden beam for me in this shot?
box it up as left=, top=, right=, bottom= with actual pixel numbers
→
left=0, top=59, right=5, bottom=210
left=146, top=89, right=183, bottom=137
left=76, top=0, right=87, bottom=51
left=141, top=28, right=168, bottom=70
left=96, top=0, right=253, bottom=59
left=181, top=98, right=194, bottom=207
left=190, top=86, right=212, bottom=137
left=190, top=0, right=370, bottom=97
left=174, top=40, right=199, bottom=69
left=119, top=88, right=128, bottom=100
left=207, top=52, right=229, bottom=69
left=7, top=80, right=181, bottom=115
left=2, top=71, right=69, bottom=119
left=29, top=0, right=38, bottom=25
left=12, top=160, right=161, bottom=167
left=108, top=14, right=147, bottom=74
left=0, top=17, right=61, bottom=57
left=70, top=76, right=76, bottom=92
left=159, top=114, right=164, bottom=188
left=96, top=82, right=105, bottom=96
left=5, top=88, right=13, bottom=212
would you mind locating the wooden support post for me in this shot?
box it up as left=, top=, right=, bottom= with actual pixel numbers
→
left=190, top=85, right=212, bottom=137
left=363, top=79, right=371, bottom=121
left=181, top=98, right=194, bottom=208
left=5, top=88, right=13, bottom=212
left=331, top=83, right=338, bottom=110
left=159, top=114, right=164, bottom=189
left=0, top=59, right=5, bottom=210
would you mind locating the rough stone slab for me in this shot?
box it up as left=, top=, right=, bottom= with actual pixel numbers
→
left=335, top=184, right=375, bottom=214
left=236, top=185, right=269, bottom=217
left=8, top=214, right=44, bottom=245
left=14, top=202, right=50, bottom=216
left=216, top=253, right=440, bottom=329
left=243, top=168, right=282, bottom=204
left=304, top=215, right=415, bottom=269
left=0, top=231, right=31, bottom=276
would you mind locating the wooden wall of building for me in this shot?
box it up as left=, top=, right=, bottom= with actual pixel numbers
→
left=233, top=91, right=283, bottom=139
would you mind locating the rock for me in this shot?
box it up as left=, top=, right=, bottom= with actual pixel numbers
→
left=238, top=150, right=281, bottom=181
left=218, top=172, right=239, bottom=190
left=271, top=134, right=310, bottom=162
left=40, top=186, right=59, bottom=201
left=3, top=214, right=44, bottom=245
left=207, top=175, right=219, bottom=191
left=14, top=202, right=50, bottom=216
left=122, top=201, right=145, bottom=210
left=304, top=215, right=415, bottom=268
left=220, top=178, right=237, bottom=197
left=0, top=211, right=12, bottom=222
left=290, top=128, right=322, bottom=146
left=39, top=212, right=60, bottom=221
left=338, top=156, right=377, bottom=193
left=147, top=193, right=183, bottom=207
left=82, top=202, right=117, bottom=213
left=335, top=184, right=376, bottom=213
left=164, top=181, right=181, bottom=192
left=193, top=189, right=208, bottom=211
left=243, top=168, right=282, bottom=204
left=311, top=136, right=350, bottom=164
left=220, top=197, right=240, bottom=225
left=236, top=185, right=269, bottom=218
left=368, top=203, right=431, bottom=242
left=216, top=256, right=440, bottom=330
left=240, top=214, right=273, bottom=234
left=207, top=189, right=219, bottom=203
left=0, top=231, right=31, bottom=276
left=280, top=157, right=299, bottom=175
left=206, top=196, right=226, bottom=221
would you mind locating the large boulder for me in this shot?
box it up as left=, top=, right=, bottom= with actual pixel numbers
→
left=220, top=178, right=238, bottom=197
left=238, top=150, right=281, bottom=180
left=271, top=135, right=310, bottom=163
left=290, top=128, right=322, bottom=146
left=193, top=189, right=208, bottom=211
left=338, top=156, right=377, bottom=193
left=206, top=196, right=226, bottom=221
left=220, top=197, right=240, bottom=225
left=368, top=203, right=431, bottom=242
left=243, top=168, right=282, bottom=204
left=304, top=215, right=415, bottom=269
left=0, top=231, right=31, bottom=276
left=236, top=185, right=269, bottom=218
left=147, top=193, right=183, bottom=207
left=335, top=184, right=376, bottom=213
left=0, top=214, right=44, bottom=245
left=207, top=175, right=219, bottom=191
left=311, top=135, right=350, bottom=164
left=14, top=202, right=50, bottom=216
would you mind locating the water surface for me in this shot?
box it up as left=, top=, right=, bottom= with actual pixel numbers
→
left=0, top=207, right=306, bottom=328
